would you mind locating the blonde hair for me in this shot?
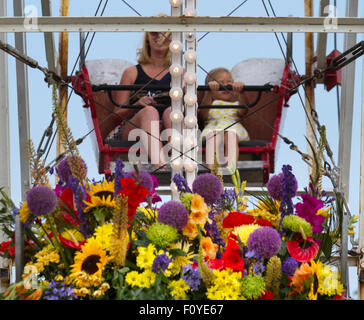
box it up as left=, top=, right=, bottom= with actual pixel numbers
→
left=205, top=67, right=232, bottom=84
left=137, top=13, right=171, bottom=67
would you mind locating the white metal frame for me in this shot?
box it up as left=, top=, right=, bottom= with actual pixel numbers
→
left=0, top=16, right=364, bottom=33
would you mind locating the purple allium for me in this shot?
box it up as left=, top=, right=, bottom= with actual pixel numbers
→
left=152, top=253, right=172, bottom=274
left=157, top=200, right=188, bottom=231
left=182, top=264, right=202, bottom=291
left=295, top=193, right=324, bottom=234
left=192, top=173, right=223, bottom=204
left=173, top=173, right=192, bottom=193
left=56, top=156, right=87, bottom=184
left=26, top=185, right=57, bottom=217
left=125, top=170, right=154, bottom=192
left=267, top=173, right=284, bottom=200
left=247, top=226, right=281, bottom=259
left=281, top=257, right=299, bottom=276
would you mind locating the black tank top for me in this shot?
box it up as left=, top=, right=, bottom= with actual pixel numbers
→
left=130, top=64, right=172, bottom=107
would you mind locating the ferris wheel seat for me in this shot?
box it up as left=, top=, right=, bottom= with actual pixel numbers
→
left=72, top=58, right=298, bottom=186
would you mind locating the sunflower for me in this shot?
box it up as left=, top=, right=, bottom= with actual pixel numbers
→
left=308, top=259, right=322, bottom=300
left=83, top=180, right=115, bottom=213
left=70, top=238, right=112, bottom=287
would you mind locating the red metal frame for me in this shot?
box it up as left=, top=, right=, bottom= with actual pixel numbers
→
left=72, top=62, right=296, bottom=182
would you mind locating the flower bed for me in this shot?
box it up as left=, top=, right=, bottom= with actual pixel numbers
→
left=0, top=157, right=351, bottom=300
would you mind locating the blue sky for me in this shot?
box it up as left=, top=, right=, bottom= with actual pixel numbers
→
left=3, top=0, right=364, bottom=297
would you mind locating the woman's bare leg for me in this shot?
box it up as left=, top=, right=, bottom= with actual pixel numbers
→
left=122, top=106, right=165, bottom=167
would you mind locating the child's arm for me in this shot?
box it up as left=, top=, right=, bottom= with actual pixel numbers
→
left=232, top=81, right=249, bottom=118
left=198, top=81, right=218, bottom=121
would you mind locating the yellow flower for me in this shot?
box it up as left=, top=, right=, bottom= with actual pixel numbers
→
left=83, top=179, right=115, bottom=213
left=70, top=238, right=111, bottom=287
left=125, top=271, right=139, bottom=287
left=136, top=243, right=157, bottom=270
left=168, top=279, right=189, bottom=300
left=247, top=200, right=281, bottom=227
left=19, top=201, right=31, bottom=223
left=138, top=207, right=157, bottom=222
left=206, top=269, right=243, bottom=300
left=232, top=224, right=261, bottom=246
left=168, top=241, right=194, bottom=275
left=93, top=223, right=113, bottom=251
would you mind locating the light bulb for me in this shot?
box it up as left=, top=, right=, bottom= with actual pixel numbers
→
left=170, top=63, right=183, bottom=77
left=171, top=158, right=183, bottom=171
left=185, top=32, right=196, bottom=42
left=169, top=87, right=183, bottom=101
left=169, top=0, right=182, bottom=7
left=184, top=160, right=197, bottom=172
left=184, top=50, right=196, bottom=63
left=184, top=93, right=197, bottom=106
left=169, top=40, right=183, bottom=53
left=184, top=72, right=196, bottom=85
left=171, top=134, right=181, bottom=147
left=170, top=110, right=183, bottom=123
left=184, top=115, right=197, bottom=128
left=183, top=8, right=196, bottom=17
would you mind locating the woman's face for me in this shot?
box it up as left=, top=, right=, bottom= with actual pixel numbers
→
left=211, top=71, right=234, bottom=101
left=147, top=32, right=171, bottom=53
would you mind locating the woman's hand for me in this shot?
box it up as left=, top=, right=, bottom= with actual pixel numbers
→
left=135, top=95, right=156, bottom=107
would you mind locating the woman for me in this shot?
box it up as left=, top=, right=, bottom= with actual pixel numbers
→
left=110, top=31, right=172, bottom=169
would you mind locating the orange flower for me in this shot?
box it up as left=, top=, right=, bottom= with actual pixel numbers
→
left=24, top=288, right=43, bottom=300
left=289, top=262, right=313, bottom=294
left=182, top=218, right=198, bottom=240
left=200, top=237, right=218, bottom=260
left=190, top=194, right=210, bottom=226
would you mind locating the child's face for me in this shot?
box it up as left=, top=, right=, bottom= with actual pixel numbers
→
left=211, top=71, right=234, bottom=101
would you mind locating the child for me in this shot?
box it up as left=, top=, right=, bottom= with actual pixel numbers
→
left=199, top=67, right=250, bottom=171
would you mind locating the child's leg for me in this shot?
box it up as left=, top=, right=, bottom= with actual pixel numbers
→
left=224, top=130, right=239, bottom=170
left=205, top=130, right=225, bottom=170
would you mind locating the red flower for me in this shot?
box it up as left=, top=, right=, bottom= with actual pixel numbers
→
left=222, top=211, right=255, bottom=228
left=208, top=258, right=224, bottom=270
left=255, top=290, right=274, bottom=300
left=255, top=218, right=273, bottom=227
left=59, top=235, right=86, bottom=250
left=58, top=187, right=80, bottom=226
left=286, top=236, right=319, bottom=262
left=0, top=241, right=15, bottom=257
left=222, top=236, right=244, bottom=272
left=117, top=178, right=150, bottom=221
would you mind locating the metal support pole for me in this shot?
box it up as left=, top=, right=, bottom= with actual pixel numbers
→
left=338, top=0, right=358, bottom=293
left=359, top=43, right=364, bottom=300
left=41, top=0, right=57, bottom=72
left=0, top=0, right=10, bottom=292
left=304, top=0, right=316, bottom=177
left=13, top=0, right=32, bottom=282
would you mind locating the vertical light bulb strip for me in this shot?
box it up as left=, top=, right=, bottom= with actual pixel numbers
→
left=170, top=2, right=183, bottom=200
left=183, top=0, right=197, bottom=189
